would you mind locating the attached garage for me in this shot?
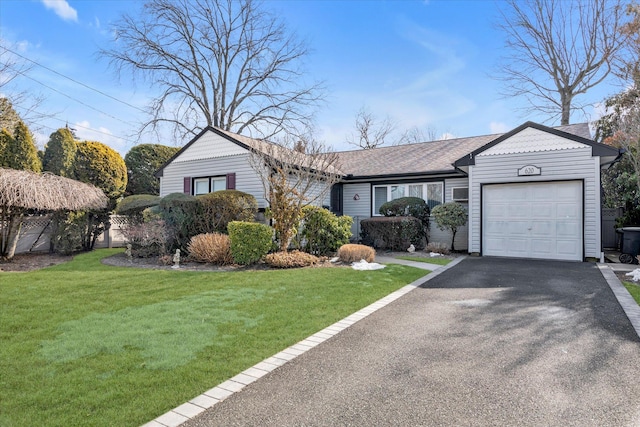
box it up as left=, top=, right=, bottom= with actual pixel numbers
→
left=482, top=181, right=583, bottom=261
left=454, top=122, right=622, bottom=262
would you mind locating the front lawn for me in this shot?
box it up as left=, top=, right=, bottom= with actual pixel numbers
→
left=0, top=249, right=426, bottom=427
left=623, top=281, right=640, bottom=305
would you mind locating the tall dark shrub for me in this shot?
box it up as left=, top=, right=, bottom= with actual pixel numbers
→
left=196, top=190, right=257, bottom=234
left=379, top=196, right=430, bottom=232
left=361, top=216, right=425, bottom=250
left=158, top=192, right=201, bottom=251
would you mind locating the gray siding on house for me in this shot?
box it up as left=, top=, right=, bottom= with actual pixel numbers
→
left=343, top=183, right=371, bottom=238
left=468, top=147, right=600, bottom=257
left=286, top=176, right=332, bottom=208
left=159, top=153, right=267, bottom=207
left=429, top=177, right=470, bottom=251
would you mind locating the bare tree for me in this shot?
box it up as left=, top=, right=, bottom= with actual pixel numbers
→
left=101, top=0, right=324, bottom=142
left=496, top=0, right=629, bottom=125
left=0, top=40, right=48, bottom=132
left=396, top=126, right=450, bottom=145
left=346, top=106, right=399, bottom=149
left=249, top=129, right=342, bottom=251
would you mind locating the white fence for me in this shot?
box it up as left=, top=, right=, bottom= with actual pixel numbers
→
left=10, top=215, right=128, bottom=255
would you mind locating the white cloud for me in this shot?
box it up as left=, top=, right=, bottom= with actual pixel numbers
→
left=74, top=121, right=128, bottom=155
left=41, top=0, right=78, bottom=22
left=489, top=121, right=509, bottom=134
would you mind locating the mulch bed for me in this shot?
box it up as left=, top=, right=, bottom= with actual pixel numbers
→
left=0, top=253, right=73, bottom=272
left=1, top=249, right=456, bottom=273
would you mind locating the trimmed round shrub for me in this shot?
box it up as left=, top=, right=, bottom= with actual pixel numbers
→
left=299, top=206, right=352, bottom=256
left=197, top=190, right=258, bottom=234
left=187, top=233, right=233, bottom=265
left=360, top=216, right=425, bottom=250
left=379, top=196, right=430, bottom=231
left=228, top=221, right=273, bottom=265
left=431, top=202, right=468, bottom=251
left=264, top=250, right=319, bottom=268
left=158, top=192, right=201, bottom=251
left=337, top=243, right=375, bottom=263
left=74, top=140, right=127, bottom=200
left=116, top=194, right=161, bottom=223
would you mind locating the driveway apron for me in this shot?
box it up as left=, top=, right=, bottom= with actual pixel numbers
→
left=182, top=258, right=640, bottom=427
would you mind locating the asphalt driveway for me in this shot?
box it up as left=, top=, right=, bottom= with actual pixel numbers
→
left=182, top=258, right=640, bottom=427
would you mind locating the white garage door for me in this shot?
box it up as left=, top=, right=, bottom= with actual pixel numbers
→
left=483, top=181, right=583, bottom=261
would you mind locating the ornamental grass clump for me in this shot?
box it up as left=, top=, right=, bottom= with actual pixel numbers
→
left=337, top=243, right=375, bottom=263
left=264, top=250, right=320, bottom=268
left=426, top=241, right=450, bottom=255
left=187, top=233, right=233, bottom=265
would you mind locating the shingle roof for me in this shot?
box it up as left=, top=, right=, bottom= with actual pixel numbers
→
left=334, top=133, right=498, bottom=177
left=158, top=122, right=594, bottom=179
left=335, top=122, right=592, bottom=177
left=216, top=128, right=344, bottom=175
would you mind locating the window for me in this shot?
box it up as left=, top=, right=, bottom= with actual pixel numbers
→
left=193, top=176, right=227, bottom=196
left=452, top=187, right=469, bottom=201
left=194, top=178, right=210, bottom=196
left=374, top=187, right=388, bottom=214
left=372, top=182, right=443, bottom=215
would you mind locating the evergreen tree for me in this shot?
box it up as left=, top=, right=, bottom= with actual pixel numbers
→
left=124, top=144, right=179, bottom=195
left=4, top=121, right=41, bottom=172
left=74, top=140, right=127, bottom=201
left=43, top=127, right=77, bottom=177
left=0, top=128, right=11, bottom=167
left=0, top=98, right=22, bottom=136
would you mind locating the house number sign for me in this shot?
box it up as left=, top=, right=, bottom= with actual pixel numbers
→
left=517, top=165, right=541, bottom=176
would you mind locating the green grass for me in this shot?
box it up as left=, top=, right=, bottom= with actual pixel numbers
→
left=623, top=281, right=640, bottom=306
left=395, top=255, right=452, bottom=266
left=0, top=249, right=427, bottom=427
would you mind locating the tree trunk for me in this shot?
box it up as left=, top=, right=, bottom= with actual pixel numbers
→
left=561, top=92, right=571, bottom=125
left=6, top=215, right=24, bottom=260
left=450, top=228, right=457, bottom=252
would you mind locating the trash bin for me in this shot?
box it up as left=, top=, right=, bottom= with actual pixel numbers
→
left=618, top=227, right=640, bottom=264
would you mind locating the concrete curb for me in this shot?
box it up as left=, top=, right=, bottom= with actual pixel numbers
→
left=141, top=257, right=466, bottom=427
left=376, top=255, right=449, bottom=271
left=597, top=263, right=640, bottom=339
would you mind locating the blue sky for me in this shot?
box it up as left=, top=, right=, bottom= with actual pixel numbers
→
left=0, top=0, right=622, bottom=155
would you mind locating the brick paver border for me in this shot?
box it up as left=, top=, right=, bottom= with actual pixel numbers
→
left=597, top=264, right=640, bottom=338
left=141, top=257, right=465, bottom=427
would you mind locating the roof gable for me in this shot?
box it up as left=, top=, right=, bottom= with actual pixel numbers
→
left=155, top=127, right=254, bottom=177
left=454, top=121, right=620, bottom=168
left=478, top=126, right=587, bottom=156
left=172, top=129, right=249, bottom=163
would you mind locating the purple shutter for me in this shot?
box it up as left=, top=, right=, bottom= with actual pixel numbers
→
left=226, top=173, right=236, bottom=190
left=183, top=177, right=191, bottom=194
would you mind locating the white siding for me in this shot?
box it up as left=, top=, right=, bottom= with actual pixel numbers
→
left=159, top=153, right=267, bottom=207
left=468, top=147, right=600, bottom=258
left=479, top=127, right=586, bottom=156
left=173, top=130, right=247, bottom=163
